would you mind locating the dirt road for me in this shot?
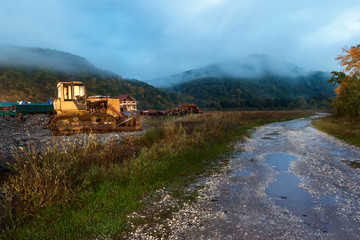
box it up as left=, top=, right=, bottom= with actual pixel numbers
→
left=129, top=114, right=360, bottom=239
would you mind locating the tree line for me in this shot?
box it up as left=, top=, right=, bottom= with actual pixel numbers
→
left=171, top=73, right=333, bottom=110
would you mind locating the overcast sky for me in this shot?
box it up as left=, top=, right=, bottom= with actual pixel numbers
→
left=0, top=0, right=359, bottom=81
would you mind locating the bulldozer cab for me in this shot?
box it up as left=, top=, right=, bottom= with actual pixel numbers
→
left=54, top=81, right=87, bottom=114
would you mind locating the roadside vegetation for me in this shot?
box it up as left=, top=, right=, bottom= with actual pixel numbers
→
left=312, top=116, right=360, bottom=148
left=328, top=44, right=360, bottom=118
left=1, top=110, right=314, bottom=239
left=314, top=44, right=360, bottom=146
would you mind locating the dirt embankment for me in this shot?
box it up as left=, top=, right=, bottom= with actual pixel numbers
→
left=0, top=115, right=146, bottom=165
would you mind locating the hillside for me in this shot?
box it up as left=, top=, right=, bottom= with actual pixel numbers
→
left=149, top=54, right=334, bottom=109
left=0, top=46, right=179, bottom=109
left=169, top=71, right=334, bottom=109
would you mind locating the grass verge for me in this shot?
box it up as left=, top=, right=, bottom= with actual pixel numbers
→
left=1, top=110, right=314, bottom=239
left=312, top=115, right=360, bottom=147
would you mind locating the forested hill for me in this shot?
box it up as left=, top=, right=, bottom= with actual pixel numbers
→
left=0, top=66, right=179, bottom=109
left=169, top=71, right=334, bottom=109
left=0, top=46, right=180, bottom=109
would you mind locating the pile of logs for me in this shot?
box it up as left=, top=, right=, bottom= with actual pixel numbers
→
left=165, top=103, right=202, bottom=115
left=139, top=109, right=165, bottom=116
left=140, top=103, right=202, bottom=116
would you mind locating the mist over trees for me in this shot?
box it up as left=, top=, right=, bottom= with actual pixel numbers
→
left=170, top=72, right=333, bottom=110
left=149, top=54, right=310, bottom=88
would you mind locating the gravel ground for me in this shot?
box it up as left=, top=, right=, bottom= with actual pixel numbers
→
left=0, top=114, right=146, bottom=165
left=125, top=114, right=360, bottom=240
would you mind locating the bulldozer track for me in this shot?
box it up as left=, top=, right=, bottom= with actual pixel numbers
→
left=48, top=113, right=141, bottom=135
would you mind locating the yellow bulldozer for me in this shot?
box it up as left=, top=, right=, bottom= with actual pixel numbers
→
left=47, top=81, right=141, bottom=135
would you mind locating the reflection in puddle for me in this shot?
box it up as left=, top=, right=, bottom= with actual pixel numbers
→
left=264, top=153, right=330, bottom=231
left=265, top=153, right=297, bottom=171
left=266, top=172, right=315, bottom=218
left=233, top=152, right=254, bottom=159
left=331, top=152, right=342, bottom=156
left=264, top=153, right=314, bottom=216
left=261, top=136, right=274, bottom=140
left=235, top=168, right=252, bottom=177
left=283, top=121, right=308, bottom=130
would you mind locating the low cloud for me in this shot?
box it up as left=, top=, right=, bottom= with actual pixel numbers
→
left=0, top=0, right=359, bottom=80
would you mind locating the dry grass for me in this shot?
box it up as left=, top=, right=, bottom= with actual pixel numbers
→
left=312, top=115, right=360, bottom=147
left=0, top=135, right=139, bottom=232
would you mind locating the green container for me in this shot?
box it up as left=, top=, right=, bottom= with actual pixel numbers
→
left=0, top=102, right=18, bottom=107
left=15, top=104, right=54, bottom=114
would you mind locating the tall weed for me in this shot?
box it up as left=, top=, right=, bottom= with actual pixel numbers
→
left=0, top=134, right=139, bottom=233
left=1, top=146, right=76, bottom=227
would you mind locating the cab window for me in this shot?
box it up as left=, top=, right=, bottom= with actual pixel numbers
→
left=73, top=85, right=85, bottom=97
left=63, top=84, right=72, bottom=100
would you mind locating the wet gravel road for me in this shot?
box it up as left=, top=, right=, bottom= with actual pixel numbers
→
left=128, top=114, right=360, bottom=239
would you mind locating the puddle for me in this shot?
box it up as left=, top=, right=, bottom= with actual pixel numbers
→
left=266, top=172, right=315, bottom=218
left=283, top=120, right=308, bottom=131
left=264, top=152, right=330, bottom=231
left=234, top=168, right=252, bottom=177
left=331, top=152, right=343, bottom=156
left=261, top=136, right=274, bottom=140
left=264, top=153, right=314, bottom=216
left=262, top=132, right=282, bottom=141
left=232, top=152, right=253, bottom=159
left=265, top=132, right=281, bottom=136
left=264, top=153, right=297, bottom=172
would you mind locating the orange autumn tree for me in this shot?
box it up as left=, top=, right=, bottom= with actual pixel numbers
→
left=329, top=45, right=360, bottom=118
